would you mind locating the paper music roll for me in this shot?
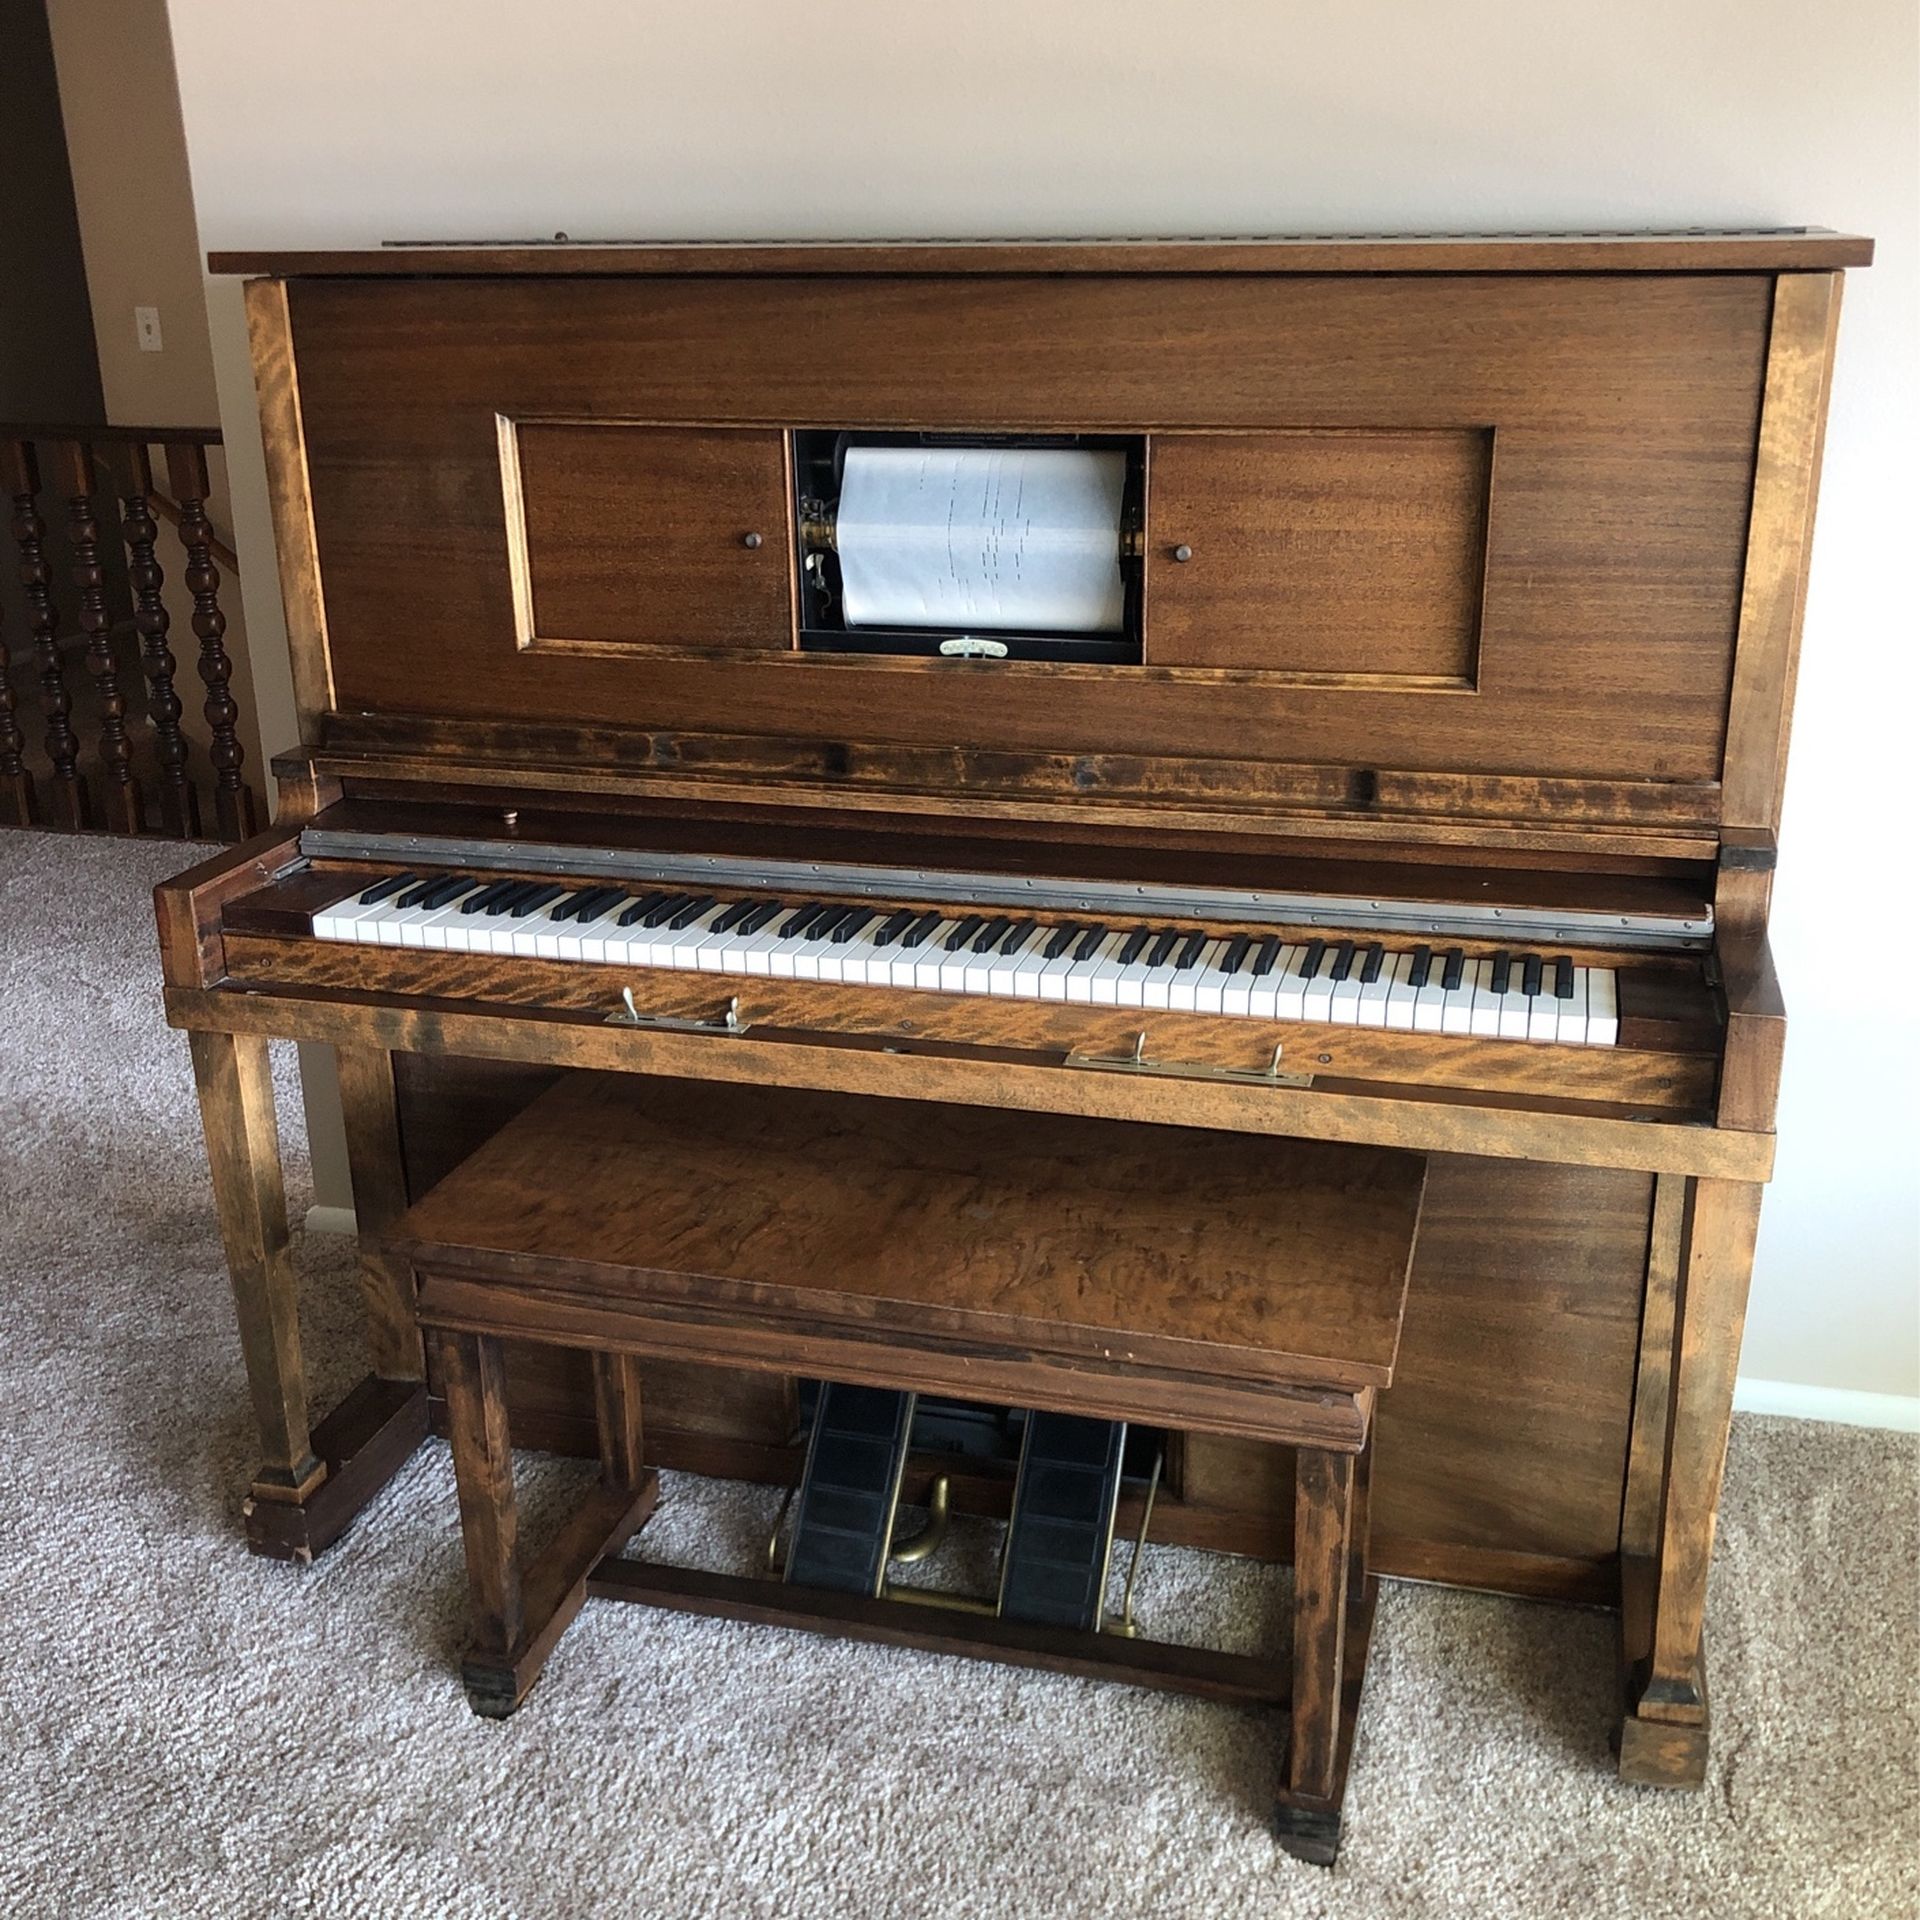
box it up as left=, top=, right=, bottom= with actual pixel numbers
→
left=835, top=446, right=1126, bottom=634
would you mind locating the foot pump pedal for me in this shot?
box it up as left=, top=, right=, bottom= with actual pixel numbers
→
left=783, top=1384, right=917, bottom=1597
left=997, top=1412, right=1128, bottom=1630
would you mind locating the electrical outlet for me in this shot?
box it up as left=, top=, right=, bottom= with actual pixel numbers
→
left=135, top=306, right=163, bottom=352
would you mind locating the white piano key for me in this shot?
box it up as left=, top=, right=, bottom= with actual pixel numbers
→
left=1440, top=959, right=1479, bottom=1035
left=1327, top=956, right=1366, bottom=1026
left=1246, top=944, right=1297, bottom=1022
left=1496, top=964, right=1533, bottom=1039
left=1178, top=940, right=1230, bottom=1014
left=1412, top=963, right=1449, bottom=1033
left=1353, top=954, right=1395, bottom=1029
left=1069, top=931, right=1127, bottom=1005
left=312, top=886, right=390, bottom=942
left=1553, top=967, right=1589, bottom=1046
left=991, top=935, right=1052, bottom=998
left=1469, top=962, right=1504, bottom=1037
left=1384, top=954, right=1419, bottom=1031
left=1036, top=942, right=1081, bottom=1001
left=1526, top=969, right=1560, bottom=1041
left=1585, top=968, right=1619, bottom=1046
left=1300, top=955, right=1338, bottom=1023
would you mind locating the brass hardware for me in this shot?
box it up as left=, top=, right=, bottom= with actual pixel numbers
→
left=742, top=531, right=763, bottom=549
left=881, top=1585, right=999, bottom=1616
left=798, top=498, right=837, bottom=552
left=1171, top=543, right=1193, bottom=562
left=607, top=990, right=748, bottom=1034
left=886, top=1474, right=951, bottom=1566
left=1119, top=524, right=1146, bottom=561
left=1110, top=1450, right=1164, bottom=1639
left=765, top=1483, right=797, bottom=1575
left=1065, top=1032, right=1313, bottom=1088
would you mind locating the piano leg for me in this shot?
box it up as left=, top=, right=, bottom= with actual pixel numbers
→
left=1275, top=1440, right=1376, bottom=1866
left=187, top=1027, right=428, bottom=1561
left=335, top=1044, right=424, bottom=1382
left=1618, top=1176, right=1764, bottom=1787
left=438, top=1331, right=658, bottom=1719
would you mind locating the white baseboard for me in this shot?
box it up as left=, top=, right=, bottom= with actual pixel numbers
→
left=295, top=1199, right=1916, bottom=1433
left=1733, top=1377, right=1920, bottom=1432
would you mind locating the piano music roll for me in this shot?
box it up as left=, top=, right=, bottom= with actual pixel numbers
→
left=835, top=445, right=1128, bottom=634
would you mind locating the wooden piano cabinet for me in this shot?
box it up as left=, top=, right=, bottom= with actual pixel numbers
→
left=158, top=231, right=1867, bottom=1807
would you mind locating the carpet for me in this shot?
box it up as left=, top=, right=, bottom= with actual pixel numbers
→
left=0, top=827, right=1914, bottom=1920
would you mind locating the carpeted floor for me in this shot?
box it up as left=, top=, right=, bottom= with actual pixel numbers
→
left=1, top=827, right=1915, bottom=1920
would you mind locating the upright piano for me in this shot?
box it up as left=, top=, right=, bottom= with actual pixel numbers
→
left=156, top=229, right=1868, bottom=1791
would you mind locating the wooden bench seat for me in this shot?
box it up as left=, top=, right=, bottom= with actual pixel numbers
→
left=391, top=1072, right=1426, bottom=1864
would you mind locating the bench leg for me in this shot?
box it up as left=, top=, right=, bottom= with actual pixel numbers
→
left=1276, top=1441, right=1376, bottom=1867
left=438, top=1330, right=659, bottom=1720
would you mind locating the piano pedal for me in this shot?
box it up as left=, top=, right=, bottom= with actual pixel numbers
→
left=781, top=1383, right=917, bottom=1597
left=997, top=1412, right=1129, bottom=1631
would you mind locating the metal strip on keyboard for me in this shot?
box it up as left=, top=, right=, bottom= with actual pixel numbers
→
left=298, top=828, right=1713, bottom=950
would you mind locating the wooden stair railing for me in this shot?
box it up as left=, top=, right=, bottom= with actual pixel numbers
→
left=0, top=424, right=257, bottom=842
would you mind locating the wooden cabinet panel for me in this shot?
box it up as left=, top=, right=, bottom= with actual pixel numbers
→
left=1146, top=431, right=1491, bottom=682
left=504, top=421, right=794, bottom=653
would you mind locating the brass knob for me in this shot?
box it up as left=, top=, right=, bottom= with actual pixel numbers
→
left=1172, top=543, right=1193, bottom=563
left=742, top=531, right=764, bottom=549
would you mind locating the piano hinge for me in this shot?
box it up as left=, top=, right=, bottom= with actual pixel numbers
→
left=606, top=989, right=750, bottom=1035
left=1064, top=1031, right=1314, bottom=1088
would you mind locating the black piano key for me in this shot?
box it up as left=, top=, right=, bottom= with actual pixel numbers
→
left=1073, top=924, right=1108, bottom=962
left=946, top=914, right=985, bottom=952
left=1251, top=935, right=1280, bottom=976
left=509, top=883, right=566, bottom=919
left=1118, top=926, right=1152, bottom=965
left=1147, top=928, right=1180, bottom=967
left=705, top=898, right=754, bottom=935
left=420, top=874, right=477, bottom=910
left=1359, top=943, right=1385, bottom=984
left=899, top=910, right=943, bottom=949
left=1407, top=944, right=1433, bottom=989
left=1043, top=924, right=1078, bottom=960
left=619, top=890, right=672, bottom=927
left=1489, top=951, right=1512, bottom=995
left=395, top=877, right=440, bottom=909
left=554, top=885, right=609, bottom=922
left=459, top=879, right=517, bottom=915
left=1000, top=920, right=1038, bottom=956
left=1554, top=956, right=1576, bottom=1000
left=1221, top=933, right=1251, bottom=975
left=1521, top=954, right=1543, bottom=998
left=1299, top=938, right=1327, bottom=979
left=1329, top=940, right=1356, bottom=982
left=780, top=901, right=825, bottom=937
left=872, top=909, right=916, bottom=948
left=357, top=871, right=418, bottom=905
left=1175, top=930, right=1208, bottom=970
left=738, top=900, right=785, bottom=935
left=667, top=894, right=717, bottom=930
left=642, top=892, right=692, bottom=928
left=1441, top=947, right=1465, bottom=991
left=972, top=916, right=1013, bottom=953
left=573, top=889, right=627, bottom=926
left=484, top=881, right=541, bottom=916
left=831, top=907, right=878, bottom=944
left=806, top=903, right=853, bottom=940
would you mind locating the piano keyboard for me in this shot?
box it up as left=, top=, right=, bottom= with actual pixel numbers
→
left=311, top=873, right=1620, bottom=1045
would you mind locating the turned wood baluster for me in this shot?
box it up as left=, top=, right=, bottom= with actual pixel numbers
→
left=166, top=440, right=257, bottom=841
left=0, top=585, right=30, bottom=825
left=59, top=440, right=144, bottom=833
left=122, top=444, right=199, bottom=837
left=2, top=436, right=88, bottom=829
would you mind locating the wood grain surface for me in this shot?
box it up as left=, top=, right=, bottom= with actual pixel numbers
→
left=394, top=1072, right=1425, bottom=1390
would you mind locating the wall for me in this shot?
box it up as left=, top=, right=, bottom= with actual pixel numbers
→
left=161, top=0, right=1918, bottom=1413
left=0, top=0, right=100, bottom=421
left=44, top=0, right=266, bottom=798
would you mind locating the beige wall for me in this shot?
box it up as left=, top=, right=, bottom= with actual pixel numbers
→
left=161, top=0, right=1918, bottom=1409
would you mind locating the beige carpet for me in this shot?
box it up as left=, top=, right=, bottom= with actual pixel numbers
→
left=1, top=826, right=1915, bottom=1920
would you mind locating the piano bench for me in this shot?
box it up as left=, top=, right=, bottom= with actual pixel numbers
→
left=390, top=1072, right=1426, bottom=1867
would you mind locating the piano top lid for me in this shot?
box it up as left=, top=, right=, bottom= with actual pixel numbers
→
left=208, top=228, right=1875, bottom=280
